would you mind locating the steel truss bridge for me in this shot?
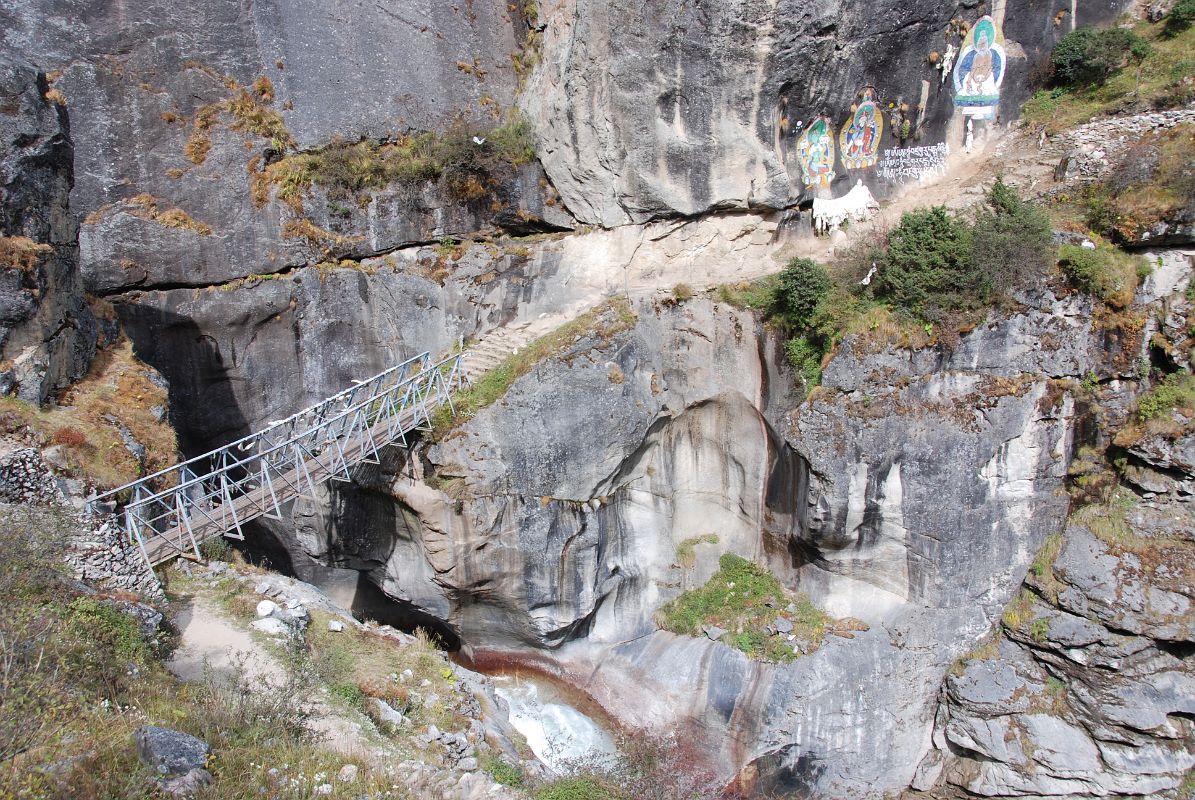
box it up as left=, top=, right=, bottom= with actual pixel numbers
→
left=88, top=350, right=465, bottom=569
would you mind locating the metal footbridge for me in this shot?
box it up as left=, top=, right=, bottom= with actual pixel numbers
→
left=88, top=350, right=465, bottom=569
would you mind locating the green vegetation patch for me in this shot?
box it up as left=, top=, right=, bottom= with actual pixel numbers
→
left=713, top=275, right=778, bottom=311
left=1069, top=486, right=1144, bottom=550
left=1111, top=369, right=1195, bottom=446
left=305, top=609, right=467, bottom=732
left=262, top=112, right=537, bottom=209
left=1167, top=0, right=1195, bottom=36
left=432, top=297, right=637, bottom=437
left=1082, top=125, right=1195, bottom=244
left=485, top=755, right=525, bottom=788
left=535, top=776, right=619, bottom=800
left=1134, top=369, right=1195, bottom=423
left=656, top=554, right=829, bottom=663
left=1058, top=240, right=1144, bottom=309
left=759, top=181, right=1055, bottom=391
left=1027, top=532, right=1066, bottom=603
left=1022, top=17, right=1195, bottom=133
left=872, top=206, right=977, bottom=316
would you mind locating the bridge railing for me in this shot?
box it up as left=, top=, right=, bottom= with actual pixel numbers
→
left=88, top=350, right=465, bottom=567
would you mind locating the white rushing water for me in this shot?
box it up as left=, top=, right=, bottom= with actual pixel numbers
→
left=492, top=674, right=619, bottom=773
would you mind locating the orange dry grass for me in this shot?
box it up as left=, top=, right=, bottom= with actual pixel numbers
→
left=124, top=194, right=213, bottom=236
left=0, top=236, right=51, bottom=273
left=0, top=340, right=178, bottom=489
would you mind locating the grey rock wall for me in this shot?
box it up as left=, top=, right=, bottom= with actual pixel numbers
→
left=2, top=0, right=560, bottom=295
left=920, top=518, right=1194, bottom=798
left=0, top=57, right=95, bottom=404
left=524, top=0, right=1132, bottom=226
left=112, top=241, right=562, bottom=453
left=265, top=287, right=1154, bottom=797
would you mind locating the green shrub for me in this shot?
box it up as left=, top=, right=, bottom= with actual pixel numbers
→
left=199, top=535, right=233, bottom=562
left=535, top=776, right=620, bottom=800
left=671, top=282, right=694, bottom=302
left=872, top=206, right=977, bottom=319
left=485, top=756, right=524, bottom=787
left=1166, top=0, right=1195, bottom=36
left=971, top=178, right=1056, bottom=299
left=1058, top=242, right=1141, bottom=308
left=329, top=682, right=365, bottom=707
left=785, top=336, right=824, bottom=389
left=772, top=257, right=831, bottom=328
left=1135, top=370, right=1195, bottom=422
left=1051, top=27, right=1146, bottom=86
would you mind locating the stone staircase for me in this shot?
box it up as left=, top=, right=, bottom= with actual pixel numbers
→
left=459, top=320, right=548, bottom=381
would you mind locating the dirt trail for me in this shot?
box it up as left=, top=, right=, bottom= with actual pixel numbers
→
left=167, top=592, right=378, bottom=759
left=790, top=124, right=1063, bottom=265
left=168, top=595, right=280, bottom=683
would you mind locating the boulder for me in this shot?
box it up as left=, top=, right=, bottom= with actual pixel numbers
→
left=134, top=726, right=209, bottom=777
left=703, top=625, right=727, bottom=641
left=372, top=697, right=407, bottom=729
left=255, top=599, right=280, bottom=618
left=157, top=768, right=212, bottom=798
left=249, top=617, right=290, bottom=637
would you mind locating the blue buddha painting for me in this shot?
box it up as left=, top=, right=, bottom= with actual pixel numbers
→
left=796, top=116, right=836, bottom=188
left=953, top=16, right=1006, bottom=118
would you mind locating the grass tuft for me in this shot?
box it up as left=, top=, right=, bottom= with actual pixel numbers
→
left=125, top=194, right=213, bottom=236
left=656, top=554, right=830, bottom=663
left=0, top=236, right=51, bottom=273
left=674, top=534, right=718, bottom=569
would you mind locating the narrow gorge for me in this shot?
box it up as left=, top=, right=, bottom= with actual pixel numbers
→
left=1, top=1, right=1193, bottom=798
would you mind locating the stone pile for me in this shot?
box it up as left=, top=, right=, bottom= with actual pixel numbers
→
left=419, top=725, right=480, bottom=772
left=0, top=447, right=163, bottom=599
left=0, top=446, right=66, bottom=504
left=396, top=759, right=524, bottom=800
left=1053, top=109, right=1195, bottom=182
left=251, top=581, right=311, bottom=638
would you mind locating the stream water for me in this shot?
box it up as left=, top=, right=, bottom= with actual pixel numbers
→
left=490, top=671, right=619, bottom=773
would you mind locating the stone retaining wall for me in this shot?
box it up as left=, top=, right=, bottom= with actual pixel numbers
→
left=0, top=447, right=163, bottom=600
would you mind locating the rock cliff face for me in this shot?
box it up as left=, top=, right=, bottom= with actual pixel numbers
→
left=523, top=0, right=1130, bottom=226
left=258, top=283, right=1171, bottom=797
left=921, top=521, right=1194, bottom=798
left=114, top=213, right=781, bottom=452
left=5, top=1, right=1191, bottom=798
left=2, top=0, right=560, bottom=296
left=908, top=266, right=1195, bottom=799
left=0, top=57, right=94, bottom=403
